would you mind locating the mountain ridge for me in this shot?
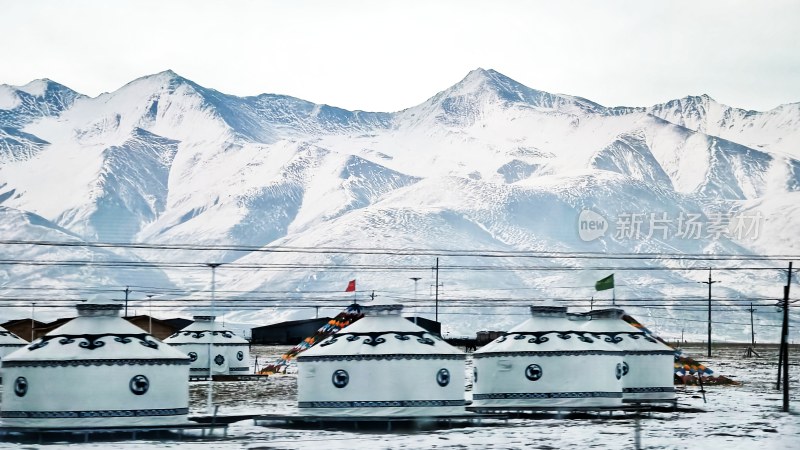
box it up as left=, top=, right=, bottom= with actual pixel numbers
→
left=0, top=68, right=797, bottom=341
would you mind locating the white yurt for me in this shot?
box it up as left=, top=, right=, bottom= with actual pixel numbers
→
left=0, top=297, right=191, bottom=428
left=0, top=325, right=26, bottom=361
left=579, top=308, right=675, bottom=403
left=471, top=306, right=623, bottom=411
left=296, top=298, right=466, bottom=417
left=163, top=316, right=250, bottom=377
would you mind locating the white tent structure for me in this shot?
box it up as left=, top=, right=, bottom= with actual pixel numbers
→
left=0, top=325, right=26, bottom=361
left=297, top=299, right=466, bottom=417
left=0, top=298, right=191, bottom=428
left=471, top=306, right=623, bottom=411
left=163, top=316, right=250, bottom=377
left=579, top=308, right=675, bottom=403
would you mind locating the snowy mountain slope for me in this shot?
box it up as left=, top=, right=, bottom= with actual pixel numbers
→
left=0, top=206, right=173, bottom=297
left=0, top=126, right=49, bottom=163
left=0, top=79, right=83, bottom=128
left=0, top=68, right=797, bottom=338
left=648, top=94, right=800, bottom=158
left=218, top=171, right=766, bottom=336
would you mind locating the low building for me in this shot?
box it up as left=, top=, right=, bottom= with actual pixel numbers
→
left=297, top=299, right=466, bottom=417
left=251, top=318, right=333, bottom=345
left=253, top=316, right=441, bottom=345
left=0, top=297, right=191, bottom=428
left=1, top=319, right=47, bottom=343
left=164, top=316, right=250, bottom=376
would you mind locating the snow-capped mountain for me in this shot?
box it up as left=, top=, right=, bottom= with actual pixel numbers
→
left=648, top=94, right=800, bottom=159
left=0, top=68, right=797, bottom=341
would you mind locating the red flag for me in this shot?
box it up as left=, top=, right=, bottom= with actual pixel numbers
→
left=345, top=279, right=356, bottom=292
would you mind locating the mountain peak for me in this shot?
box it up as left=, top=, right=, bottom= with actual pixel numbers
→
left=14, top=78, right=76, bottom=98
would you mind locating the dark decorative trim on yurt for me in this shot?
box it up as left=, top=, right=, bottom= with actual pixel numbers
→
left=27, top=333, right=159, bottom=351
left=318, top=331, right=440, bottom=348
left=524, top=364, right=543, bottom=381
left=76, top=303, right=123, bottom=312
left=473, top=350, right=674, bottom=359
left=494, top=331, right=656, bottom=345
left=214, top=354, right=225, bottom=366
left=0, top=344, right=25, bottom=347
left=297, top=353, right=466, bottom=362
left=129, top=375, right=149, bottom=395
left=168, top=342, right=247, bottom=347
left=622, top=387, right=675, bottom=393
left=1, top=358, right=190, bottom=368
left=236, top=351, right=244, bottom=361
left=0, top=408, right=190, bottom=419
left=332, top=369, right=349, bottom=388
left=14, top=377, right=27, bottom=397
left=229, top=366, right=249, bottom=372
left=298, top=400, right=467, bottom=409
left=167, top=330, right=236, bottom=339
left=188, top=352, right=198, bottom=361
left=436, top=368, right=450, bottom=386
left=473, top=392, right=623, bottom=400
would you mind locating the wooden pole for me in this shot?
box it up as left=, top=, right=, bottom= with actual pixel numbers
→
left=434, top=258, right=439, bottom=323
left=782, top=262, right=792, bottom=412
left=699, top=268, right=719, bottom=358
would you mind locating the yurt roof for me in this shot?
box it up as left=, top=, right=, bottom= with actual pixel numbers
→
left=164, top=316, right=249, bottom=345
left=300, top=299, right=462, bottom=358
left=0, top=325, right=26, bottom=346
left=576, top=308, right=672, bottom=349
left=477, top=305, right=609, bottom=354
left=2, top=298, right=189, bottom=363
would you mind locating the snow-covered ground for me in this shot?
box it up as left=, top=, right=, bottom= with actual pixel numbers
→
left=1, top=344, right=798, bottom=449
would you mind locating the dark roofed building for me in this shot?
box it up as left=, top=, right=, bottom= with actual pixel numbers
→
left=251, top=318, right=332, bottom=345
left=405, top=316, right=441, bottom=336
left=162, top=317, right=192, bottom=333
left=1, top=319, right=48, bottom=342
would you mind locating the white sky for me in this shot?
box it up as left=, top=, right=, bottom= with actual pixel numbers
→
left=1, top=0, right=798, bottom=112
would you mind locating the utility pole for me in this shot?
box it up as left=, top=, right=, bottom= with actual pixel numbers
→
left=434, top=258, right=440, bottom=323
left=30, top=302, right=36, bottom=342
left=123, top=286, right=131, bottom=317
left=749, top=303, right=756, bottom=347
left=206, top=263, right=221, bottom=416
left=781, top=262, right=792, bottom=412
left=147, top=294, right=154, bottom=334
left=699, top=268, right=719, bottom=358
left=410, top=277, right=421, bottom=324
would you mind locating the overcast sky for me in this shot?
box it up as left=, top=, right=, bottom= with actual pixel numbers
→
left=1, top=0, right=798, bottom=112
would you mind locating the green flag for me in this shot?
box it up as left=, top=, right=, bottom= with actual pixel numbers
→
left=595, top=274, right=614, bottom=291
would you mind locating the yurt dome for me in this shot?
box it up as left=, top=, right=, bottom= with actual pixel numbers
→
left=163, top=316, right=250, bottom=377
left=471, top=306, right=623, bottom=411
left=0, top=325, right=26, bottom=362
left=296, top=298, right=466, bottom=417
left=0, top=297, right=191, bottom=428
left=579, top=308, right=675, bottom=403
